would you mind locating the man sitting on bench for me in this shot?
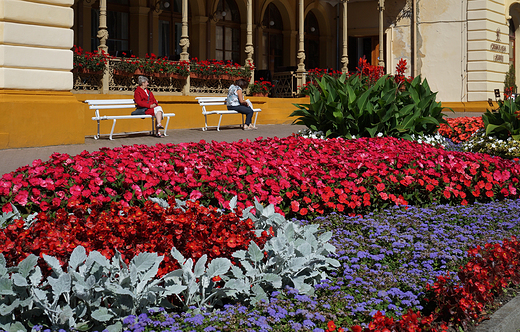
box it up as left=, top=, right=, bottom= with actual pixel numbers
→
left=134, top=76, right=165, bottom=137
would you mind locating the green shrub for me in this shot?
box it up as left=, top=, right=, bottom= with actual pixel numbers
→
left=482, top=99, right=520, bottom=142
left=291, top=74, right=448, bottom=140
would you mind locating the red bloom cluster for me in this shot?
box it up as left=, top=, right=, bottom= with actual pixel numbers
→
left=73, top=45, right=108, bottom=72
left=349, top=310, right=448, bottom=332
left=438, top=117, right=484, bottom=143
left=249, top=79, right=273, bottom=94
left=0, top=199, right=269, bottom=275
left=1, top=136, right=520, bottom=218
left=393, top=58, right=412, bottom=86
left=308, top=68, right=343, bottom=80
left=190, top=58, right=253, bottom=78
left=347, top=236, right=520, bottom=331
left=426, top=237, right=520, bottom=329
left=355, top=57, right=385, bottom=86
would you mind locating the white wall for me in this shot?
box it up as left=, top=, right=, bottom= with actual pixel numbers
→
left=0, top=0, right=74, bottom=90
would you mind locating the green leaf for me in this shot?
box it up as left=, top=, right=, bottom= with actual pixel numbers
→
left=206, top=257, right=231, bottom=278
left=17, top=254, right=38, bottom=278
left=193, top=254, right=208, bottom=278
left=69, top=246, right=87, bottom=271
left=0, top=277, right=14, bottom=296
left=91, top=307, right=115, bottom=322
left=248, top=241, right=264, bottom=263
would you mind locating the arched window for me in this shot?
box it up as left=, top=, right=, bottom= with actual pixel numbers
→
left=215, top=0, right=241, bottom=63
left=305, top=11, right=320, bottom=70
left=261, top=3, right=283, bottom=73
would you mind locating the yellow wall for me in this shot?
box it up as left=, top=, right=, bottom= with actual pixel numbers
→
left=0, top=90, right=84, bottom=149
left=0, top=91, right=305, bottom=149
left=0, top=89, right=492, bottom=150
left=74, top=94, right=302, bottom=139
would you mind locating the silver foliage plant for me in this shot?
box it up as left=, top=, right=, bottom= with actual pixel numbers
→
left=0, top=197, right=339, bottom=331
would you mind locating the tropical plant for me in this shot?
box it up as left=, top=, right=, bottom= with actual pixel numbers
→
left=482, top=98, right=520, bottom=141
left=291, top=72, right=448, bottom=140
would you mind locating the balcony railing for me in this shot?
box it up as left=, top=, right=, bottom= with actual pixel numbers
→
left=72, top=58, right=309, bottom=97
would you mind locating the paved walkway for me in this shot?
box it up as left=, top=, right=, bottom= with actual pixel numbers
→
left=0, top=124, right=307, bottom=176
left=0, top=111, right=484, bottom=177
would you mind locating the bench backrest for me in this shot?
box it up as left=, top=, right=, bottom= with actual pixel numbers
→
left=85, top=99, right=137, bottom=113
left=196, top=97, right=228, bottom=113
left=85, top=99, right=135, bottom=106
left=196, top=97, right=227, bottom=104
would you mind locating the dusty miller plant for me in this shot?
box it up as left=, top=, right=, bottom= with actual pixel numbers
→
left=0, top=197, right=339, bottom=330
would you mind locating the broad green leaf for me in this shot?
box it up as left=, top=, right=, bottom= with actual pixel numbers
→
left=248, top=241, right=264, bottom=263
left=92, top=307, right=115, bottom=322
left=206, top=257, right=231, bottom=278
left=193, top=254, right=208, bottom=278
left=18, top=254, right=38, bottom=278
left=69, top=246, right=87, bottom=271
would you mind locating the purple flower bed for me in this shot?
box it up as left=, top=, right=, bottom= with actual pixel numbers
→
left=121, top=199, right=520, bottom=331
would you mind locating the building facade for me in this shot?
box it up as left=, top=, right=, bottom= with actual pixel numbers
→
left=0, top=0, right=519, bottom=148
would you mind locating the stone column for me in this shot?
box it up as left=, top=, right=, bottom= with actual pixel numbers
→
left=378, top=0, right=385, bottom=68
left=180, top=0, right=190, bottom=94
left=245, top=0, right=254, bottom=83
left=98, top=0, right=109, bottom=93
left=179, top=0, right=190, bottom=61
left=97, top=0, right=109, bottom=53
left=341, top=0, right=348, bottom=73
left=296, top=0, right=306, bottom=89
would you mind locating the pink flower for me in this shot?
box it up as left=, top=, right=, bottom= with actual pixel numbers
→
left=70, top=185, right=82, bottom=196
left=190, top=190, right=202, bottom=200
left=14, top=191, right=29, bottom=206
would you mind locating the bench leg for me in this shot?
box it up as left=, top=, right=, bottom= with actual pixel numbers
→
left=203, top=114, right=208, bottom=131
left=95, top=120, right=101, bottom=139
left=109, top=119, right=117, bottom=140
left=217, top=114, right=223, bottom=131
left=163, top=116, right=172, bottom=137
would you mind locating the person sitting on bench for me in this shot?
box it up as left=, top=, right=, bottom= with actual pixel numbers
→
left=134, top=76, right=165, bottom=137
left=227, top=79, right=257, bottom=130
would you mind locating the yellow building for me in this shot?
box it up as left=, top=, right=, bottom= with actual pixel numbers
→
left=0, top=0, right=519, bottom=148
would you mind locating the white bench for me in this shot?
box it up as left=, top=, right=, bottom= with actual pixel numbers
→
left=85, top=99, right=175, bottom=140
left=196, top=96, right=261, bottom=131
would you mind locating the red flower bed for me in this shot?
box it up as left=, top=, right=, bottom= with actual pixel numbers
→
left=346, top=236, right=520, bottom=331
left=0, top=199, right=269, bottom=274
left=1, top=136, right=520, bottom=218
left=438, top=117, right=484, bottom=143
